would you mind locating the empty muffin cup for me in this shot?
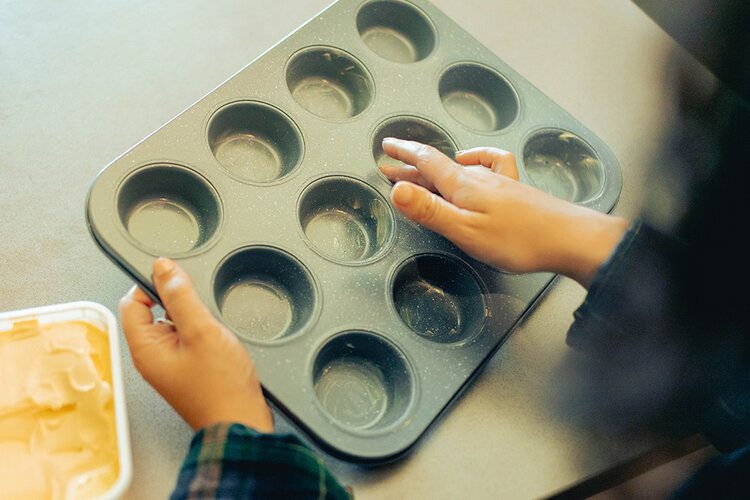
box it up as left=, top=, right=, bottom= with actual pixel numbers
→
left=116, top=165, right=221, bottom=256
left=207, top=102, right=303, bottom=183
left=356, top=1, right=436, bottom=63
left=313, top=331, right=413, bottom=431
left=213, top=246, right=317, bottom=342
left=372, top=116, right=457, bottom=170
left=392, top=254, right=487, bottom=344
left=523, top=129, right=604, bottom=203
left=298, top=176, right=394, bottom=264
left=439, top=63, right=519, bottom=132
left=286, top=47, right=374, bottom=120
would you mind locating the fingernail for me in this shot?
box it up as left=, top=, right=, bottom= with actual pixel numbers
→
left=455, top=150, right=466, bottom=156
left=392, top=182, right=414, bottom=205
left=154, top=257, right=175, bottom=277
left=382, top=137, right=397, bottom=146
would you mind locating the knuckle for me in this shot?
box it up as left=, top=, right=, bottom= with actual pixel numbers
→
left=165, top=282, right=191, bottom=304
left=416, top=144, right=438, bottom=163
left=191, top=316, right=222, bottom=339
left=489, top=147, right=511, bottom=157
left=417, top=193, right=441, bottom=224
left=491, top=148, right=515, bottom=163
left=463, top=212, right=484, bottom=233
left=452, top=168, right=468, bottom=185
left=442, top=168, right=466, bottom=192
left=450, top=186, right=469, bottom=205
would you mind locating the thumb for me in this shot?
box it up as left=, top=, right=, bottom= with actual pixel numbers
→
left=390, top=181, right=476, bottom=246
left=153, top=257, right=217, bottom=342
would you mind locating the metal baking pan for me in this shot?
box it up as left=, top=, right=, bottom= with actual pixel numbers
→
left=86, top=0, right=621, bottom=463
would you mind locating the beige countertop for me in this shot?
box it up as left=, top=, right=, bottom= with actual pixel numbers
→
left=0, top=1, right=691, bottom=497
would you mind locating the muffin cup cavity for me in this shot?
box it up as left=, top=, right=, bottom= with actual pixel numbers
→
left=392, top=254, right=487, bottom=344
left=356, top=1, right=436, bottom=63
left=208, top=102, right=303, bottom=183
left=438, top=63, right=519, bottom=132
left=286, top=47, right=374, bottom=120
left=116, top=165, right=222, bottom=256
left=213, top=246, right=317, bottom=343
left=298, top=176, right=394, bottom=264
left=313, top=331, right=414, bottom=431
left=522, top=129, right=604, bottom=203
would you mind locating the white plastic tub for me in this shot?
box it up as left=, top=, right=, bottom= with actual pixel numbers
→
left=0, top=301, right=132, bottom=499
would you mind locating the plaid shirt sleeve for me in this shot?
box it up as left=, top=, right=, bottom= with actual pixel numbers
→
left=170, top=423, right=352, bottom=500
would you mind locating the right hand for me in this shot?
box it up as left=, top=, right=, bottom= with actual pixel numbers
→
left=379, top=138, right=629, bottom=287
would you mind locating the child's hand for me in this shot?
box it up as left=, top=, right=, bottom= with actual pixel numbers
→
left=120, top=258, right=274, bottom=432
left=379, top=138, right=629, bottom=287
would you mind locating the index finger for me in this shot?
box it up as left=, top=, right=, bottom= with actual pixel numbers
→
left=382, top=138, right=464, bottom=197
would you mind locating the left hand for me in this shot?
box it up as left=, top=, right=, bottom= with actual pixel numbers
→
left=119, top=258, right=274, bottom=432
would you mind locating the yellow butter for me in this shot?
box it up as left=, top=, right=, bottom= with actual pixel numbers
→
left=0, top=320, right=119, bottom=500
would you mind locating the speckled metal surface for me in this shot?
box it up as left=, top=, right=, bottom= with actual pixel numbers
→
left=1, top=0, right=691, bottom=496
left=86, top=0, right=621, bottom=462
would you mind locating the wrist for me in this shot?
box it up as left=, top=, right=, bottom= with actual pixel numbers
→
left=549, top=209, right=629, bottom=287
left=187, top=400, right=274, bottom=433
left=194, top=413, right=274, bottom=434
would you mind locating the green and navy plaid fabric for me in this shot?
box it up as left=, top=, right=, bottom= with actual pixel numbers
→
left=170, top=423, right=351, bottom=500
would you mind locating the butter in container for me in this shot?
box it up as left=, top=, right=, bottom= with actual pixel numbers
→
left=0, top=302, right=131, bottom=499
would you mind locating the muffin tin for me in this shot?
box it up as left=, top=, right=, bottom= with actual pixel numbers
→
left=86, top=0, right=621, bottom=463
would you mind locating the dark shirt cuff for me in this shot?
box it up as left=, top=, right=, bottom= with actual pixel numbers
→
left=566, top=220, right=750, bottom=451
left=567, top=220, right=681, bottom=354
